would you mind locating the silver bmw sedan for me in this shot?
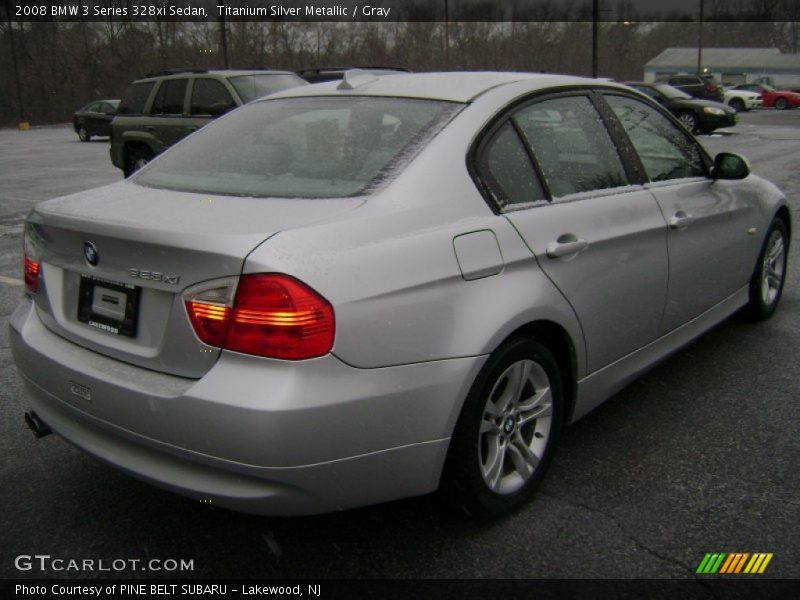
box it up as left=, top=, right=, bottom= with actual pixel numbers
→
left=10, top=71, right=790, bottom=517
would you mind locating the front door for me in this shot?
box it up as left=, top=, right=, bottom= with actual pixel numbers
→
left=602, top=93, right=759, bottom=333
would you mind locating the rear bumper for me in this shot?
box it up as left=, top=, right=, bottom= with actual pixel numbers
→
left=10, top=298, right=485, bottom=514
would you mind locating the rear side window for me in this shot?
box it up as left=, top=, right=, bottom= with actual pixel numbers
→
left=605, top=94, right=705, bottom=182
left=117, top=82, right=155, bottom=115
left=514, top=96, right=628, bottom=197
left=151, top=79, right=188, bottom=115
left=191, top=79, right=236, bottom=116
left=477, top=122, right=546, bottom=208
left=136, top=96, right=461, bottom=198
left=228, top=74, right=307, bottom=103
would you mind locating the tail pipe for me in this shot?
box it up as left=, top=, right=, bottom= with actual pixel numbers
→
left=25, top=411, right=52, bottom=438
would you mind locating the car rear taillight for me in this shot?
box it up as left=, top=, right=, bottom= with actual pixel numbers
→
left=706, top=83, right=718, bottom=92
left=185, top=274, right=335, bottom=360
left=24, top=256, right=40, bottom=294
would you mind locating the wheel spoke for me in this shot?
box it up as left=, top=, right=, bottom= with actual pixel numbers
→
left=480, top=416, right=498, bottom=434
left=768, top=241, right=784, bottom=264
left=767, top=273, right=781, bottom=288
left=507, top=435, right=539, bottom=480
left=517, top=388, right=552, bottom=428
left=482, top=437, right=505, bottom=491
left=484, top=401, right=500, bottom=418
left=495, top=362, right=524, bottom=413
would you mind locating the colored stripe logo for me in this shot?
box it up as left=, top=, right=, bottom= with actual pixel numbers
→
left=696, top=553, right=773, bottom=574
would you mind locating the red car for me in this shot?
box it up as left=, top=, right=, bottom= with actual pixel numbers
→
left=733, top=83, right=800, bottom=110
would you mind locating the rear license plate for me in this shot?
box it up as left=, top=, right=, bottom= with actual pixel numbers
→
left=77, top=275, right=141, bottom=337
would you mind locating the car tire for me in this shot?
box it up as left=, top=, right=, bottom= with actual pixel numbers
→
left=729, top=98, right=745, bottom=112
left=774, top=97, right=789, bottom=110
left=124, top=147, right=153, bottom=177
left=77, top=126, right=90, bottom=142
left=744, top=218, right=789, bottom=320
left=678, top=111, right=698, bottom=133
left=442, top=336, right=564, bottom=518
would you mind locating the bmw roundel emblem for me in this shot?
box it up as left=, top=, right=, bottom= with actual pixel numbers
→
left=83, top=241, right=99, bottom=266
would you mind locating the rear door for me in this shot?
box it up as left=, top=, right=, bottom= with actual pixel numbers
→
left=477, top=92, right=669, bottom=374
left=602, top=92, right=760, bottom=333
left=184, top=78, right=238, bottom=135
left=148, top=77, right=191, bottom=151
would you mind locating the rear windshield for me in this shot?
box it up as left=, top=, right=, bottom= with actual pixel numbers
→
left=135, top=96, right=461, bottom=198
left=228, top=74, right=307, bottom=103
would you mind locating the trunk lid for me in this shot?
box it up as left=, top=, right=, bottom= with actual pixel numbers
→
left=27, top=181, right=362, bottom=378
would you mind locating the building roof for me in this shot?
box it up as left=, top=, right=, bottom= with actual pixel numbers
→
left=645, top=47, right=800, bottom=71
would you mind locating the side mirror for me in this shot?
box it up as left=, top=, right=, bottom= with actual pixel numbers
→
left=712, top=152, right=750, bottom=180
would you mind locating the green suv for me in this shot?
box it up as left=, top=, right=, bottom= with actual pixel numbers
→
left=110, top=69, right=307, bottom=176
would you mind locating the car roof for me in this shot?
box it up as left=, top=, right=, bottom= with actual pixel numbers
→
left=266, top=71, right=629, bottom=103
left=134, top=69, right=297, bottom=83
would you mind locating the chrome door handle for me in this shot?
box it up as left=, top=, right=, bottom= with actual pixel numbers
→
left=546, top=237, right=589, bottom=258
left=144, top=125, right=155, bottom=131
left=187, top=126, right=198, bottom=132
left=669, top=211, right=694, bottom=229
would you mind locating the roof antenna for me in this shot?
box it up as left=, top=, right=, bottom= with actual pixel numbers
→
left=338, top=69, right=379, bottom=90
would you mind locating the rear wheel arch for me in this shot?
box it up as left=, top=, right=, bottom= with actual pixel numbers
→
left=441, top=323, right=575, bottom=516
left=510, top=321, right=578, bottom=426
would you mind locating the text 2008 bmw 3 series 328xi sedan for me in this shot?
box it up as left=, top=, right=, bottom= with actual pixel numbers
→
left=10, top=71, right=790, bottom=517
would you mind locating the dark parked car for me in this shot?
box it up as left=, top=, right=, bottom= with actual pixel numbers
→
left=110, top=68, right=307, bottom=176
left=297, top=66, right=409, bottom=83
left=657, top=74, right=724, bottom=102
left=626, top=82, right=736, bottom=134
left=73, top=99, right=119, bottom=141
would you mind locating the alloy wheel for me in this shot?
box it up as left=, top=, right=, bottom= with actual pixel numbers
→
left=479, top=359, right=553, bottom=495
left=760, top=229, right=786, bottom=307
left=678, top=113, right=697, bottom=132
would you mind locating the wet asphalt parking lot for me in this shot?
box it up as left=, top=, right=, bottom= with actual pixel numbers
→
left=1, top=110, right=799, bottom=584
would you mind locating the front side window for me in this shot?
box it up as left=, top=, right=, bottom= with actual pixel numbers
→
left=136, top=96, right=461, bottom=198
left=513, top=96, right=628, bottom=197
left=191, top=79, right=235, bottom=116
left=117, top=82, right=155, bottom=115
left=151, top=79, right=188, bottom=115
left=477, top=122, right=546, bottom=209
left=605, top=94, right=705, bottom=182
